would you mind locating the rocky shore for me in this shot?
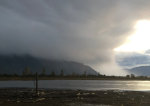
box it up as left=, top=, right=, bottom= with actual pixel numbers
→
left=0, top=88, right=150, bottom=106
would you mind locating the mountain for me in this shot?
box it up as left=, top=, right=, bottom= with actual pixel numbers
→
left=128, top=66, right=150, bottom=76
left=0, top=55, right=98, bottom=75
left=116, top=53, right=150, bottom=68
left=116, top=53, right=150, bottom=76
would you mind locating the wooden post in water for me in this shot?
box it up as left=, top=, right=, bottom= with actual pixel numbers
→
left=35, top=72, right=38, bottom=94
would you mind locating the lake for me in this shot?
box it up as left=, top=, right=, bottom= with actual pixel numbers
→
left=0, top=80, right=150, bottom=91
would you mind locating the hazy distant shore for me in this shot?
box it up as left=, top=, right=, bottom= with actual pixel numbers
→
left=0, top=88, right=150, bottom=106
left=0, top=76, right=150, bottom=81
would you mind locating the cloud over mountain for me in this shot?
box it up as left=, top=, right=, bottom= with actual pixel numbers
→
left=1, top=0, right=150, bottom=75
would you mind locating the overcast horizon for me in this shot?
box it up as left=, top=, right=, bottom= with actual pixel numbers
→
left=1, top=0, right=150, bottom=75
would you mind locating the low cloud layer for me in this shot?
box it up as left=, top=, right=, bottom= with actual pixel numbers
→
left=1, top=0, right=150, bottom=75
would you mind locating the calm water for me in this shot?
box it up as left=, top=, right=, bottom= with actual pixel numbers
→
left=0, top=80, right=150, bottom=91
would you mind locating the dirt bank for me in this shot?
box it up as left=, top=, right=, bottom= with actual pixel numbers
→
left=0, top=88, right=150, bottom=106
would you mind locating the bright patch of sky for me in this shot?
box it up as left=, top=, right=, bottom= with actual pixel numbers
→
left=114, top=20, right=150, bottom=53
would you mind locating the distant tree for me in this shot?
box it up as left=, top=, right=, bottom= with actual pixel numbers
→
left=2, top=74, right=10, bottom=77
left=82, top=71, right=87, bottom=77
left=144, top=76, right=148, bottom=79
left=60, top=69, right=64, bottom=77
left=41, top=67, right=46, bottom=76
left=131, top=74, right=135, bottom=78
left=22, top=67, right=32, bottom=76
left=13, top=73, right=18, bottom=77
left=103, top=74, right=106, bottom=77
left=97, top=73, right=101, bottom=77
left=71, top=72, right=76, bottom=77
left=50, top=71, right=55, bottom=77
left=126, top=75, right=130, bottom=78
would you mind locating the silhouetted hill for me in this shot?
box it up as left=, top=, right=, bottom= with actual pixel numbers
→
left=0, top=55, right=98, bottom=75
left=128, top=66, right=150, bottom=76
left=116, top=53, right=150, bottom=68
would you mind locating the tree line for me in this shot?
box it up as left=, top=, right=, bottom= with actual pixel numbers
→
left=0, top=67, right=149, bottom=80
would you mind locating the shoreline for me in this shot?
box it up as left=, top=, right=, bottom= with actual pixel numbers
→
left=0, top=88, right=150, bottom=106
left=0, top=77, right=150, bottom=81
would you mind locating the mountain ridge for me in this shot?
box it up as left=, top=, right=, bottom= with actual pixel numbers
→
left=0, top=54, right=98, bottom=75
left=128, top=65, right=150, bottom=76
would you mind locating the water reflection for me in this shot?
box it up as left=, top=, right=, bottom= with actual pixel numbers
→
left=0, top=80, right=150, bottom=91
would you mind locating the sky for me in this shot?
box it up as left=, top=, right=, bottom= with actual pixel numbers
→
left=115, top=20, right=150, bottom=52
left=1, top=0, right=150, bottom=75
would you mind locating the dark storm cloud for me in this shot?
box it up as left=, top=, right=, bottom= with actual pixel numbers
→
left=1, top=0, right=150, bottom=75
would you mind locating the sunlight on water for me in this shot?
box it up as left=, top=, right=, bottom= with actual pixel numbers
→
left=1, top=80, right=150, bottom=91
